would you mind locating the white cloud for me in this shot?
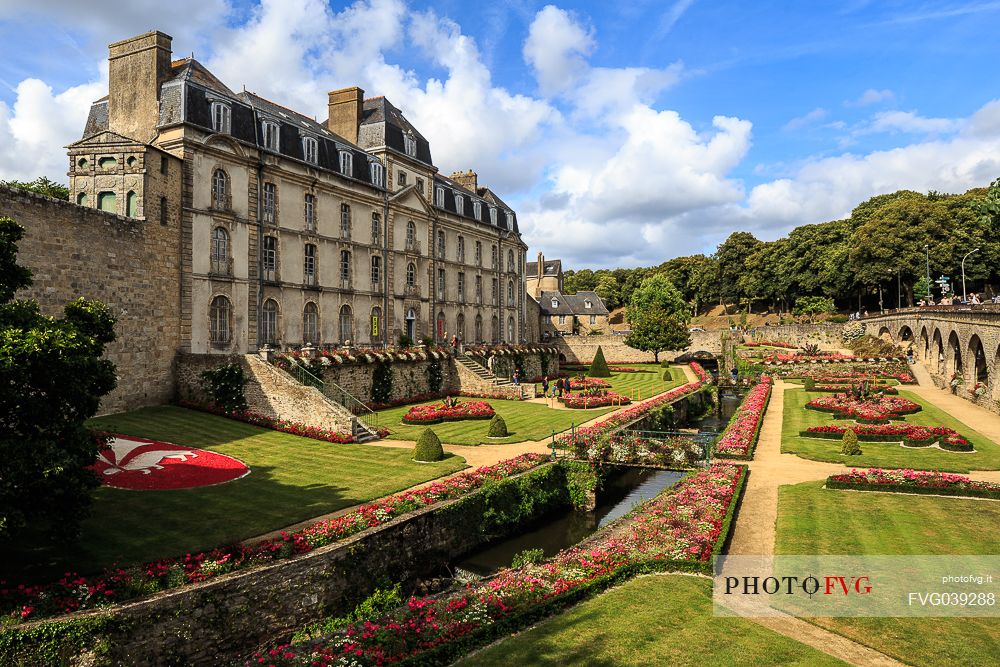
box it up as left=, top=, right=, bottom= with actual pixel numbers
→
left=867, top=110, right=960, bottom=135
left=523, top=4, right=595, bottom=97
left=845, top=88, right=895, bottom=107
left=784, top=107, right=828, bottom=131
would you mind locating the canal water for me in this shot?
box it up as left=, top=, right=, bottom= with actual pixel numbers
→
left=689, top=391, right=740, bottom=433
left=455, top=467, right=684, bottom=576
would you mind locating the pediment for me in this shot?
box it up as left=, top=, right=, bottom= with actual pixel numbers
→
left=389, top=184, right=433, bottom=215
left=67, top=130, right=145, bottom=148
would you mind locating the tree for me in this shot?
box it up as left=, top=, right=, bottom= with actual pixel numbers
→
left=714, top=231, right=762, bottom=310
left=594, top=274, right=620, bottom=310
left=625, top=306, right=691, bottom=362
left=625, top=273, right=690, bottom=324
left=589, top=346, right=610, bottom=377
left=0, top=217, right=117, bottom=542
left=0, top=176, right=70, bottom=200
left=792, top=296, right=835, bottom=320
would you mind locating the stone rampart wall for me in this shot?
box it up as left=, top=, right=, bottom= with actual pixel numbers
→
left=745, top=324, right=844, bottom=350
left=3, top=187, right=181, bottom=414
left=553, top=331, right=724, bottom=364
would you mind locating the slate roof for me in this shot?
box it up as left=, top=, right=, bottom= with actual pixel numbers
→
left=83, top=97, right=109, bottom=135
left=432, top=173, right=519, bottom=234
left=356, top=96, right=433, bottom=165
left=526, top=259, right=562, bottom=278
left=539, top=290, right=609, bottom=316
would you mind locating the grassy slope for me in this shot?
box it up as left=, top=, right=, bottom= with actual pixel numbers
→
left=459, top=575, right=847, bottom=667
left=7, top=406, right=466, bottom=578
left=780, top=385, right=1000, bottom=472
left=777, top=481, right=1000, bottom=666
left=378, top=365, right=686, bottom=445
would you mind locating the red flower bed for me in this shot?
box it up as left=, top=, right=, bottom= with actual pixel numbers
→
left=715, top=377, right=772, bottom=459
left=827, top=468, right=1000, bottom=499
left=179, top=401, right=358, bottom=443
left=92, top=435, right=250, bottom=490
left=1, top=454, right=547, bottom=623
left=401, top=400, right=495, bottom=424
left=744, top=341, right=797, bottom=349
left=560, top=391, right=631, bottom=409
left=813, top=383, right=898, bottom=395
left=568, top=377, right=612, bottom=390
left=805, top=394, right=920, bottom=423
left=802, top=424, right=973, bottom=451
left=249, top=463, right=746, bottom=666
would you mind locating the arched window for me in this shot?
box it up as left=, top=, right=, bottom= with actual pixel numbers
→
left=339, top=304, right=353, bottom=343
left=406, top=262, right=416, bottom=286
left=303, top=302, right=319, bottom=345
left=406, top=220, right=416, bottom=248
left=97, top=191, right=116, bottom=213
left=210, top=295, right=231, bottom=345
left=212, top=169, right=230, bottom=209
left=339, top=150, right=353, bottom=176
left=126, top=191, right=138, bottom=218
left=302, top=136, right=318, bottom=164
left=126, top=156, right=137, bottom=168
left=437, top=311, right=446, bottom=339
left=491, top=315, right=499, bottom=343
left=405, top=307, right=417, bottom=342
left=76, top=192, right=88, bottom=207
left=507, top=250, right=514, bottom=273
left=77, top=157, right=88, bottom=169
left=371, top=255, right=381, bottom=288
left=507, top=281, right=514, bottom=306
left=475, top=314, right=483, bottom=342
left=211, top=227, right=229, bottom=274
left=507, top=316, right=515, bottom=343
left=370, top=306, right=381, bottom=341
left=457, top=313, right=466, bottom=341
left=261, top=299, right=278, bottom=346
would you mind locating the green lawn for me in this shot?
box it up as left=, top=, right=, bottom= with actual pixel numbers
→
left=777, top=481, right=1000, bottom=666
left=6, top=406, right=466, bottom=579
left=377, top=398, right=612, bottom=445
left=780, top=386, right=1000, bottom=472
left=458, top=574, right=847, bottom=667
left=570, top=363, right=687, bottom=400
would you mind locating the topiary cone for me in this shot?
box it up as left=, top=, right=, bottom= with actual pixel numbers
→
left=662, top=368, right=672, bottom=381
left=841, top=428, right=862, bottom=456
left=414, top=428, right=445, bottom=462
left=488, top=414, right=509, bottom=437
left=589, top=346, right=611, bottom=378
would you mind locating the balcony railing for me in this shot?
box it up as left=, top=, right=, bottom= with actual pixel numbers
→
left=405, top=238, right=421, bottom=254
left=210, top=257, right=233, bottom=276
left=404, top=284, right=420, bottom=297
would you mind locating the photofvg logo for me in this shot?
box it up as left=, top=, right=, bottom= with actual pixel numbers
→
left=713, top=556, right=1000, bottom=618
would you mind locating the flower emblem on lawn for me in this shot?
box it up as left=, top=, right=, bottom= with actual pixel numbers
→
left=92, top=436, right=250, bottom=490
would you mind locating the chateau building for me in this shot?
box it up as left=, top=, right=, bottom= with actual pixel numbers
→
left=67, top=30, right=527, bottom=354
left=526, top=252, right=609, bottom=337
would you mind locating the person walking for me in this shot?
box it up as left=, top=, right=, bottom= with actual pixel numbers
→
left=450, top=334, right=458, bottom=354
left=541, top=375, right=549, bottom=398
left=556, top=377, right=564, bottom=397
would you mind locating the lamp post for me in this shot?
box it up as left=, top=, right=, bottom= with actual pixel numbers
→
left=924, top=245, right=931, bottom=301
left=962, top=247, right=980, bottom=303
left=897, top=268, right=902, bottom=310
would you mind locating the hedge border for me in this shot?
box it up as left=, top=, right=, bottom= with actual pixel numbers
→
left=826, top=478, right=1000, bottom=500
left=800, top=430, right=975, bottom=452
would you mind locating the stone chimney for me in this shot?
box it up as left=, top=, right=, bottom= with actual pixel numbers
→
left=537, top=251, right=544, bottom=278
left=107, top=31, right=173, bottom=143
left=327, top=87, right=364, bottom=144
left=450, top=169, right=478, bottom=192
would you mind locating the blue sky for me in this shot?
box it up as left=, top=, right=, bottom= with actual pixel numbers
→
left=2, top=0, right=1000, bottom=268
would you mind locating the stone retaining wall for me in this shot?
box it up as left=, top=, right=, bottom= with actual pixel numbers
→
left=745, top=324, right=844, bottom=350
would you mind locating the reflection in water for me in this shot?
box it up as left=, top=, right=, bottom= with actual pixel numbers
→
left=456, top=468, right=683, bottom=576
left=691, top=393, right=741, bottom=433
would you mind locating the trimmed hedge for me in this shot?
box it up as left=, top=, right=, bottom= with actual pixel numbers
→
left=801, top=430, right=975, bottom=451
left=413, top=429, right=444, bottom=462
left=826, top=478, right=1000, bottom=500
left=487, top=414, right=509, bottom=438
left=588, top=346, right=611, bottom=378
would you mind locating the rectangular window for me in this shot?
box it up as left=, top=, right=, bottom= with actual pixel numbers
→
left=491, top=278, right=498, bottom=305
left=435, top=187, right=444, bottom=208
left=263, top=236, right=277, bottom=282
left=457, top=236, right=465, bottom=263
left=371, top=212, right=380, bottom=246
left=370, top=162, right=384, bottom=188
left=304, top=193, right=315, bottom=231
left=340, top=203, right=350, bottom=239
left=371, top=255, right=381, bottom=288
left=455, top=195, right=464, bottom=216
left=437, top=269, right=445, bottom=300
left=491, top=245, right=497, bottom=269
left=304, top=244, right=316, bottom=286
left=506, top=211, right=514, bottom=228
left=302, top=136, right=317, bottom=164
left=262, top=121, right=279, bottom=151
left=473, top=201, right=482, bottom=220
left=416, top=177, right=424, bottom=195
left=437, top=230, right=446, bottom=259
left=457, top=272, right=465, bottom=301
left=589, top=314, right=596, bottom=325
left=397, top=170, right=407, bottom=186
left=262, top=182, right=276, bottom=224
left=340, top=250, right=351, bottom=286
left=339, top=151, right=353, bottom=176
left=558, top=315, right=566, bottom=325
left=475, top=241, right=482, bottom=266
left=489, top=207, right=497, bottom=225
left=475, top=275, right=482, bottom=303
left=404, top=134, right=417, bottom=157
left=160, top=156, right=168, bottom=175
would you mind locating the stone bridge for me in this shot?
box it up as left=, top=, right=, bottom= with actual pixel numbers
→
left=864, top=307, right=1000, bottom=405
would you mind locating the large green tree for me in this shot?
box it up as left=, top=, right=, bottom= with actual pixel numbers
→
left=0, top=217, right=117, bottom=542
left=714, top=231, right=762, bottom=310
left=624, top=274, right=691, bottom=361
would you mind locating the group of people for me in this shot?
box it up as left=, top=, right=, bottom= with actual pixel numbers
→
left=916, top=292, right=998, bottom=307
left=540, top=375, right=569, bottom=398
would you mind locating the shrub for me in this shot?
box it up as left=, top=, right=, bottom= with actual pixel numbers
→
left=200, top=363, right=248, bottom=413
left=660, top=359, right=670, bottom=368
left=841, top=428, right=862, bottom=456
left=488, top=414, right=509, bottom=437
left=510, top=548, right=546, bottom=569
left=589, top=346, right=611, bottom=377
left=662, top=368, right=672, bottom=381
left=414, top=428, right=444, bottom=462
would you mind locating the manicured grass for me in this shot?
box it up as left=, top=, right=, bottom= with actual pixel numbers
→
left=5, top=406, right=466, bottom=579
left=776, top=481, right=1000, bottom=666
left=458, top=574, right=847, bottom=667
left=780, top=386, right=1000, bottom=472
left=561, top=363, right=687, bottom=401
left=377, top=398, right=612, bottom=445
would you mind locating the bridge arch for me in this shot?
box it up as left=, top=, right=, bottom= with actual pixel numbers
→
left=946, top=330, right=963, bottom=380
left=877, top=325, right=892, bottom=340
left=898, top=325, right=914, bottom=343
left=931, top=328, right=945, bottom=373
left=968, top=334, right=988, bottom=386
left=919, top=325, right=929, bottom=361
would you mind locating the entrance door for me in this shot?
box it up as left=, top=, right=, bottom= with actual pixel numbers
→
left=406, top=308, right=416, bottom=342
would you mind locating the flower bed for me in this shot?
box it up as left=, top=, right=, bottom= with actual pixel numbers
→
left=763, top=352, right=858, bottom=363
left=253, top=463, right=746, bottom=666
left=568, top=377, right=612, bottom=390
left=608, top=365, right=643, bottom=372
left=744, top=341, right=797, bottom=349
left=812, top=383, right=898, bottom=395
left=578, top=432, right=707, bottom=468
left=401, top=400, right=495, bottom=424
left=804, top=394, right=921, bottom=423
left=802, top=424, right=974, bottom=451
left=765, top=361, right=915, bottom=383
left=826, top=468, right=1000, bottom=499
left=555, top=363, right=707, bottom=450
left=1, top=454, right=548, bottom=623
left=178, top=400, right=360, bottom=443
left=714, top=377, right=772, bottom=460
left=560, top=391, right=631, bottom=409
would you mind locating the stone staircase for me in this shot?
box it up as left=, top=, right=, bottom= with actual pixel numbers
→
left=455, top=353, right=511, bottom=386
left=454, top=352, right=526, bottom=399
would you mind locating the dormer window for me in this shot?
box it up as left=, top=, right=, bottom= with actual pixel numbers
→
left=261, top=120, right=279, bottom=151
left=301, top=136, right=318, bottom=164
left=435, top=186, right=445, bottom=208
left=455, top=195, right=464, bottom=215
left=212, top=102, right=231, bottom=134
left=370, top=162, right=384, bottom=188
left=403, top=133, right=417, bottom=157
left=551, top=298, right=559, bottom=308
left=473, top=201, right=482, bottom=220
left=339, top=150, right=353, bottom=177
left=506, top=211, right=513, bottom=228
left=585, top=300, right=592, bottom=309
left=489, top=207, right=497, bottom=225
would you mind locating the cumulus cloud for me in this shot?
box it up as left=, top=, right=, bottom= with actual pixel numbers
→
left=866, top=110, right=961, bottom=135
left=845, top=88, right=895, bottom=107
left=523, top=4, right=595, bottom=97
left=784, top=107, right=828, bottom=131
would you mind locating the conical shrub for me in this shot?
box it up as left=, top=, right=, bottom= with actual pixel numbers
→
left=662, top=368, right=672, bottom=381
left=414, top=428, right=444, bottom=462
left=589, top=346, right=611, bottom=378
left=841, top=428, right=862, bottom=456
left=487, top=414, right=509, bottom=437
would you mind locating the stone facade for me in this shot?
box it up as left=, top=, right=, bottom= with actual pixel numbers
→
left=3, top=186, right=181, bottom=414
left=745, top=324, right=845, bottom=350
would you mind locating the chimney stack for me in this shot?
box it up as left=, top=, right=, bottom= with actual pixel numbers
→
left=450, top=169, right=478, bottom=192
left=107, top=31, right=173, bottom=143
left=537, top=251, right=544, bottom=278
left=327, top=87, right=364, bottom=144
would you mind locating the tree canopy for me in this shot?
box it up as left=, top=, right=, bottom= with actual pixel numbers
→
left=0, top=176, right=70, bottom=200
left=624, top=274, right=691, bottom=361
